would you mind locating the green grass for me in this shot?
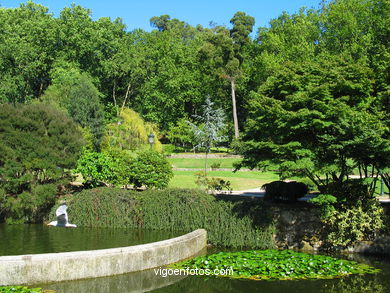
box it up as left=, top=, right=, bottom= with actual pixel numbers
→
left=168, top=157, right=242, bottom=169
left=169, top=170, right=279, bottom=190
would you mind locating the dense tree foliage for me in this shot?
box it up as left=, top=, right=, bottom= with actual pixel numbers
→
left=237, top=0, right=389, bottom=192
left=0, top=0, right=388, bottom=198
left=42, top=66, right=105, bottom=150
left=102, top=108, right=162, bottom=152
left=0, top=103, right=84, bottom=222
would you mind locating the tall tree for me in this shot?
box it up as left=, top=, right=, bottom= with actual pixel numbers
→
left=0, top=1, right=57, bottom=103
left=197, top=12, right=254, bottom=139
left=228, top=12, right=255, bottom=138
left=238, top=0, right=389, bottom=193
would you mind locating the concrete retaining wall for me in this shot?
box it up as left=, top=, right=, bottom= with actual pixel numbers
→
left=0, top=229, right=207, bottom=285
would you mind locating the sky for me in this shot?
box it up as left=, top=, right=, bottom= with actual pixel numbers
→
left=1, top=0, right=322, bottom=33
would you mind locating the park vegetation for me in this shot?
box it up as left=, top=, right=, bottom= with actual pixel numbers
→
left=0, top=286, right=53, bottom=293
left=0, top=0, right=388, bottom=249
left=50, top=187, right=275, bottom=249
left=171, top=250, right=380, bottom=280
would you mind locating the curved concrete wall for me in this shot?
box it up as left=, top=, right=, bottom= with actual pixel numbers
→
left=0, top=229, right=207, bottom=285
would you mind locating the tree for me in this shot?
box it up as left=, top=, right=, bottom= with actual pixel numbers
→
left=190, top=97, right=226, bottom=173
left=236, top=0, right=389, bottom=194
left=239, top=54, right=388, bottom=190
left=166, top=117, right=196, bottom=150
left=0, top=103, right=84, bottom=222
left=0, top=1, right=57, bottom=103
left=197, top=12, right=254, bottom=139
left=102, top=108, right=162, bottom=153
left=41, top=65, right=105, bottom=150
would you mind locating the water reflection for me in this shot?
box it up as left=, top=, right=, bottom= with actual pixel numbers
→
left=42, top=254, right=390, bottom=293
left=42, top=269, right=186, bottom=293
left=3, top=225, right=389, bottom=293
left=0, top=224, right=183, bottom=255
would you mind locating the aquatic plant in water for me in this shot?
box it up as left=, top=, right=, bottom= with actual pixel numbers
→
left=171, top=250, right=380, bottom=280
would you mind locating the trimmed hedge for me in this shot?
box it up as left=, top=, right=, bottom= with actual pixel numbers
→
left=262, top=181, right=308, bottom=202
left=49, top=188, right=275, bottom=249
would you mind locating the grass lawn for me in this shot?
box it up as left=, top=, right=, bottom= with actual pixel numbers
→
left=169, top=170, right=279, bottom=190
left=168, top=157, right=242, bottom=169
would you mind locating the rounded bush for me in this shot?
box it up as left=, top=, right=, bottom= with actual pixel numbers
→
left=128, top=150, right=173, bottom=189
left=262, top=181, right=308, bottom=202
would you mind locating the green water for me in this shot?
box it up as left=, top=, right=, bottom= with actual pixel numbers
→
left=42, top=251, right=390, bottom=293
left=2, top=225, right=389, bottom=292
left=0, top=224, right=183, bottom=256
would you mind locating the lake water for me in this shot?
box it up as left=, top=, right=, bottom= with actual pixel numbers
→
left=0, top=224, right=182, bottom=256
left=2, top=224, right=389, bottom=292
left=42, top=249, right=390, bottom=293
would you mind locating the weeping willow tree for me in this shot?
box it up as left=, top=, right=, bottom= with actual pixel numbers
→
left=102, top=108, right=162, bottom=152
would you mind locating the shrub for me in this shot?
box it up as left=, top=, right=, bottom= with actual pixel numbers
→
left=262, top=181, right=308, bottom=202
left=310, top=181, right=385, bottom=247
left=56, top=188, right=275, bottom=249
left=320, top=179, right=374, bottom=207
left=48, top=188, right=137, bottom=228
left=309, top=194, right=337, bottom=218
left=210, top=162, right=221, bottom=170
left=0, top=286, right=54, bottom=293
left=162, top=144, right=175, bottom=155
left=74, top=149, right=129, bottom=187
left=195, top=171, right=232, bottom=193
left=207, top=178, right=232, bottom=193
left=326, top=203, right=384, bottom=247
left=128, top=150, right=173, bottom=189
left=4, top=184, right=57, bottom=224
left=0, top=103, right=84, bottom=223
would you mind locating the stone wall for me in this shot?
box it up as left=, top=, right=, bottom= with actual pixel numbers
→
left=271, top=202, right=390, bottom=255
left=0, top=229, right=207, bottom=286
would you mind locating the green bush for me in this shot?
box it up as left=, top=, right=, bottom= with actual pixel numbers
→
left=74, top=149, right=129, bottom=187
left=56, top=188, right=275, bottom=249
left=195, top=171, right=232, bottom=193
left=0, top=286, right=54, bottom=293
left=162, top=144, right=175, bottom=155
left=48, top=188, right=137, bottom=228
left=309, top=194, right=337, bottom=218
left=0, top=103, right=84, bottom=223
left=210, top=162, right=221, bottom=169
left=4, top=184, right=57, bottom=224
left=325, top=203, right=384, bottom=247
left=262, top=181, right=308, bottom=202
left=310, top=181, right=385, bottom=247
left=128, top=150, right=173, bottom=189
left=320, top=179, right=373, bottom=204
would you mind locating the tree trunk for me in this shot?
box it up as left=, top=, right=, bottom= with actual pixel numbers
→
left=230, top=78, right=239, bottom=138
left=204, top=150, right=208, bottom=176
left=121, top=81, right=132, bottom=114
left=112, top=81, right=119, bottom=117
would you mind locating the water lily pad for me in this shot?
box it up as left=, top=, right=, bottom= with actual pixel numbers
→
left=170, top=250, right=380, bottom=281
